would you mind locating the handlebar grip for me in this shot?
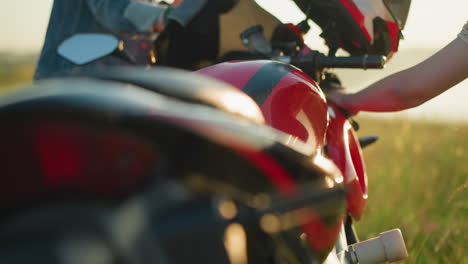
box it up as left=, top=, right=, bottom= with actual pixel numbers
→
left=291, top=52, right=386, bottom=72
left=319, top=55, right=386, bottom=69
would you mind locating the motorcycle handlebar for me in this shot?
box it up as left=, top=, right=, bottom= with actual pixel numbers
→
left=288, top=51, right=386, bottom=71
left=319, top=54, right=386, bottom=69
left=239, top=24, right=386, bottom=70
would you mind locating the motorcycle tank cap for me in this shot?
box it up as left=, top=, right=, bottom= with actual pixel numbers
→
left=292, top=0, right=412, bottom=59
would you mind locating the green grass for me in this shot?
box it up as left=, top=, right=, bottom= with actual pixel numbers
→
left=355, top=117, right=468, bottom=263
left=0, top=54, right=36, bottom=94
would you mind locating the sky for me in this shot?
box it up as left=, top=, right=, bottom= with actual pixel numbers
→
left=0, top=0, right=466, bottom=53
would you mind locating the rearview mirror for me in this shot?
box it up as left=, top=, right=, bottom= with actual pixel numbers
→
left=57, top=33, right=120, bottom=65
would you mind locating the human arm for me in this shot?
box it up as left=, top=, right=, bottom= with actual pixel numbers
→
left=328, top=24, right=468, bottom=114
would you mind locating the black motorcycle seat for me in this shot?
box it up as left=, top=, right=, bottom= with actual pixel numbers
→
left=88, top=66, right=265, bottom=124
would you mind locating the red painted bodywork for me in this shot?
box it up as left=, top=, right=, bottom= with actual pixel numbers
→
left=196, top=60, right=344, bottom=252
left=326, top=103, right=368, bottom=220
left=339, top=0, right=372, bottom=42
left=261, top=68, right=327, bottom=148
left=339, top=0, right=400, bottom=56
left=197, top=60, right=329, bottom=154
left=1, top=121, right=155, bottom=204
left=197, top=60, right=369, bottom=222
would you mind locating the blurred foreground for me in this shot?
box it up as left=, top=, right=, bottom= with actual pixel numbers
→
left=0, top=53, right=466, bottom=263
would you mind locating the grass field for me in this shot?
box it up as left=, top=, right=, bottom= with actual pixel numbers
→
left=355, top=118, right=468, bottom=263
left=0, top=54, right=36, bottom=94
left=1, top=61, right=466, bottom=263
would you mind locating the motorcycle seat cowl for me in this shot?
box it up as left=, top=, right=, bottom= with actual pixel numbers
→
left=88, top=66, right=265, bottom=124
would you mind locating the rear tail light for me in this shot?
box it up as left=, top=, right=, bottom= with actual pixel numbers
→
left=0, top=120, right=156, bottom=208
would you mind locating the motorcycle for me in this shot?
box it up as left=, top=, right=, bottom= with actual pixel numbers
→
left=0, top=1, right=409, bottom=264
left=193, top=22, right=409, bottom=264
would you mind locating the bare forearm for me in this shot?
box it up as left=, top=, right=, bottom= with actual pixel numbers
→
left=341, top=38, right=468, bottom=113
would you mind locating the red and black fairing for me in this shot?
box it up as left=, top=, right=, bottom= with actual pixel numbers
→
left=196, top=60, right=329, bottom=155
left=0, top=67, right=344, bottom=261
left=196, top=61, right=348, bottom=256
left=293, top=0, right=405, bottom=59
left=196, top=59, right=370, bottom=225
left=326, top=103, right=368, bottom=220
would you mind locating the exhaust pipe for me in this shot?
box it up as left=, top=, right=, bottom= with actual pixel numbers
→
left=345, top=229, right=408, bottom=263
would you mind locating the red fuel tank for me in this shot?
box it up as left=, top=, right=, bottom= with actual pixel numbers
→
left=196, top=60, right=329, bottom=156
left=196, top=60, right=343, bottom=256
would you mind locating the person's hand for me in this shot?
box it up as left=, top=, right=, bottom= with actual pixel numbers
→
left=326, top=89, right=359, bottom=117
